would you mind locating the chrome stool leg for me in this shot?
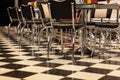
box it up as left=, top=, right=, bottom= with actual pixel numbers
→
left=72, top=31, right=76, bottom=63
left=60, top=29, right=64, bottom=55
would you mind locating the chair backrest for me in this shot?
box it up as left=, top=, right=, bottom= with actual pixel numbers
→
left=90, top=9, right=112, bottom=18
left=37, top=2, right=46, bottom=19
left=89, top=3, right=119, bottom=22
left=7, top=7, right=20, bottom=22
left=35, top=2, right=49, bottom=26
left=20, top=4, right=35, bottom=21
left=48, top=0, right=76, bottom=19
left=37, top=2, right=50, bottom=18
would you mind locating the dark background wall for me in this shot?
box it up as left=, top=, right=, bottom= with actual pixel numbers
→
left=0, top=0, right=33, bottom=26
left=0, top=0, right=14, bottom=26
left=21, top=0, right=34, bottom=4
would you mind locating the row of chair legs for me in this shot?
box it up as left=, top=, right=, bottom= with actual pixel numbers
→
left=87, top=26, right=120, bottom=57
left=7, top=22, right=120, bottom=64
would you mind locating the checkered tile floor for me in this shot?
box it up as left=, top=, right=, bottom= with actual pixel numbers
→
left=0, top=27, right=120, bottom=80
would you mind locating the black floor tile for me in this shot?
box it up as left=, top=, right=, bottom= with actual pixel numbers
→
left=42, top=69, right=76, bottom=76
left=59, top=56, right=81, bottom=61
left=1, top=70, right=36, bottom=78
left=0, top=42, right=5, bottom=44
left=81, top=67, right=112, bottom=74
left=92, top=55, right=112, bottom=59
left=21, top=46, right=31, bottom=50
left=29, top=57, right=53, bottom=62
left=117, top=67, right=120, bottom=70
left=0, top=44, right=10, bottom=46
left=69, top=61, right=95, bottom=67
left=0, top=47, right=10, bottom=50
left=0, top=63, right=28, bottom=69
left=0, top=58, right=22, bottom=63
left=0, top=50, right=14, bottom=53
left=0, top=53, right=17, bottom=57
left=101, top=60, right=120, bottom=65
left=99, top=75, right=120, bottom=80
left=24, top=53, right=43, bottom=57
left=35, top=62, right=63, bottom=68
left=21, top=49, right=32, bottom=53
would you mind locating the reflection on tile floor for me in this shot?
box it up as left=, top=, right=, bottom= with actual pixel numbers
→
left=0, top=27, right=120, bottom=80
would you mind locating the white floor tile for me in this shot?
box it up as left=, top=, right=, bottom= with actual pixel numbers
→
left=24, top=73, right=64, bottom=80
left=107, top=70, right=120, bottom=77
left=0, top=62, right=9, bottom=66
left=19, top=66, right=52, bottom=73
left=6, top=48, right=24, bottom=51
left=108, top=49, right=120, bottom=53
left=108, top=57, right=120, bottom=61
left=40, top=55, right=62, bottom=59
left=78, top=58, right=104, bottom=63
left=91, top=63, right=120, bottom=70
left=7, top=52, right=29, bottom=55
left=34, top=51, right=47, bottom=54
left=11, top=56, right=34, bottom=60
left=47, top=59, right=72, bottom=64
left=0, top=76, right=20, bottom=80
left=0, top=68, right=13, bottom=74
left=14, top=60, right=42, bottom=66
left=56, top=64, right=87, bottom=71
left=68, top=72, right=104, bottom=80
left=0, top=57, right=5, bottom=60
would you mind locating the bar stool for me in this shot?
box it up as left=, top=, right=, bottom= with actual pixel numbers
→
left=7, top=7, right=22, bottom=35
left=93, top=4, right=119, bottom=56
left=47, top=0, right=84, bottom=63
